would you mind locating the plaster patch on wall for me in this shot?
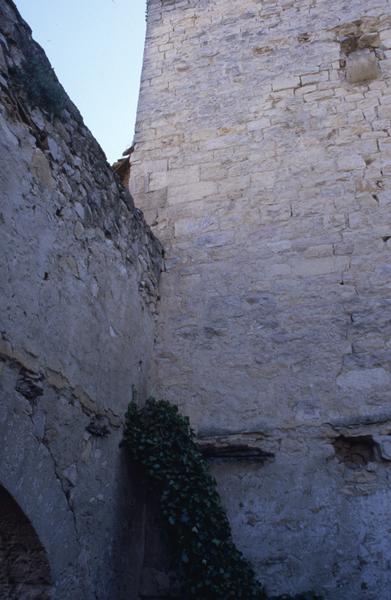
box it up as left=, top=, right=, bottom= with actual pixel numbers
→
left=336, top=18, right=384, bottom=84
left=345, top=49, right=380, bottom=84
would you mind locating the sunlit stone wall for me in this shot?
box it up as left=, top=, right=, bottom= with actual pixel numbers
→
left=131, top=0, right=391, bottom=597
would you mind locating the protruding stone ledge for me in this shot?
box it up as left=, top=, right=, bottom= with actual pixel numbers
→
left=197, top=436, right=275, bottom=463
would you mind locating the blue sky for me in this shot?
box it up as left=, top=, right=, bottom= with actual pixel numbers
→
left=14, top=0, right=147, bottom=163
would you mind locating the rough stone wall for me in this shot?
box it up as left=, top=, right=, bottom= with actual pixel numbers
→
left=131, top=0, right=391, bottom=598
left=0, top=1, right=163, bottom=598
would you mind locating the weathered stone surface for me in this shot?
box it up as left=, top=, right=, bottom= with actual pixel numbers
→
left=0, top=1, right=163, bottom=598
left=131, top=0, right=391, bottom=598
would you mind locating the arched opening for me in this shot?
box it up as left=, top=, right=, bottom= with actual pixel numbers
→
left=0, top=485, right=52, bottom=599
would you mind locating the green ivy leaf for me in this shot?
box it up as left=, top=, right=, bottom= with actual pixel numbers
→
left=122, top=398, right=321, bottom=600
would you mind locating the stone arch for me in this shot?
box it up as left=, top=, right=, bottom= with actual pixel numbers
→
left=0, top=484, right=52, bottom=599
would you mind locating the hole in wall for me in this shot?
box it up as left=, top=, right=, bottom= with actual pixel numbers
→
left=341, top=35, right=359, bottom=55
left=252, top=46, right=273, bottom=56
left=297, top=32, right=311, bottom=43
left=339, top=27, right=381, bottom=84
left=15, top=368, right=44, bottom=402
left=333, top=435, right=376, bottom=469
left=86, top=415, right=110, bottom=438
left=36, top=131, right=49, bottom=153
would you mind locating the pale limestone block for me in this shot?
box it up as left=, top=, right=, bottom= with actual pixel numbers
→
left=329, top=69, right=341, bottom=82
left=169, top=149, right=215, bottom=169
left=337, top=368, right=391, bottom=390
left=190, top=128, right=218, bottom=142
left=247, top=117, right=271, bottom=131
left=167, top=165, right=200, bottom=186
left=268, top=263, right=291, bottom=276
left=346, top=109, right=365, bottom=124
left=334, top=242, right=354, bottom=255
left=303, top=89, right=336, bottom=102
left=250, top=170, right=277, bottom=189
left=300, top=71, right=329, bottom=85
left=378, top=104, right=391, bottom=119
left=142, top=158, right=168, bottom=174
left=268, top=240, right=292, bottom=253
left=167, top=181, right=218, bottom=205
left=272, top=75, right=301, bottom=91
left=289, top=255, right=350, bottom=276
left=202, top=134, right=247, bottom=151
left=174, top=215, right=219, bottom=237
left=130, top=174, right=148, bottom=195
left=294, top=84, right=317, bottom=96
left=259, top=203, right=292, bottom=224
left=200, top=163, right=228, bottom=181
left=195, top=230, right=235, bottom=248
left=373, top=436, right=391, bottom=461
left=213, top=147, right=236, bottom=161
left=337, top=154, right=366, bottom=171
left=303, top=244, right=334, bottom=258
left=218, top=176, right=250, bottom=194
left=379, top=139, right=391, bottom=153
left=380, top=29, right=391, bottom=48
left=149, top=171, right=168, bottom=191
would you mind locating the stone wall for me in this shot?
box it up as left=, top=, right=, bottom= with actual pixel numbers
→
left=131, top=0, right=391, bottom=598
left=0, top=1, right=163, bottom=598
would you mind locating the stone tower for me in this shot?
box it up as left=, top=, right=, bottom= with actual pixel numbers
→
left=131, top=1, right=391, bottom=598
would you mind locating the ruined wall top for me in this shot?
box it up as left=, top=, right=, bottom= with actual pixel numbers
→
left=0, top=2, right=164, bottom=596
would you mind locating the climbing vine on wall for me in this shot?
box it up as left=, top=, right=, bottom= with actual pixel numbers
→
left=123, top=399, right=322, bottom=600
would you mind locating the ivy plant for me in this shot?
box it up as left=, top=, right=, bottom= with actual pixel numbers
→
left=123, top=399, right=322, bottom=600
